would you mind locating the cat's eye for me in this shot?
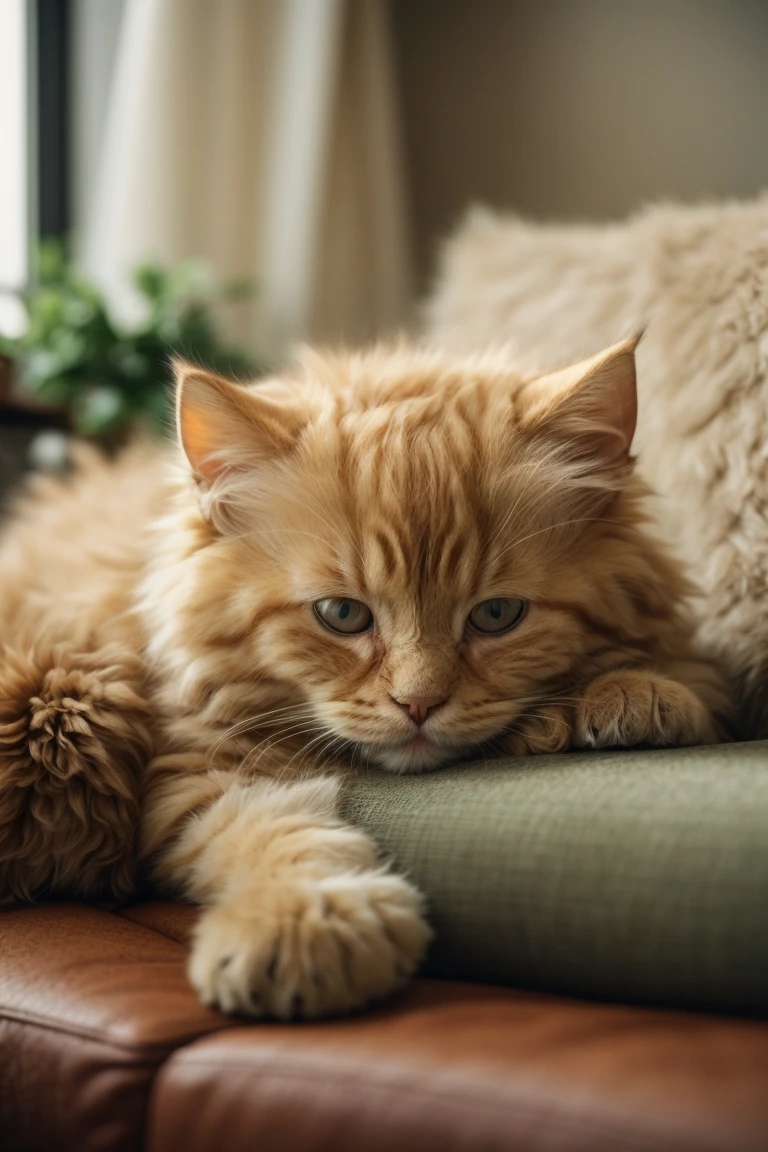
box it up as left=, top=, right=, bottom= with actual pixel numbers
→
left=468, top=597, right=527, bottom=635
left=314, top=598, right=374, bottom=635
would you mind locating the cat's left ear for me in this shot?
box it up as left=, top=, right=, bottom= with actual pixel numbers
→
left=521, top=335, right=641, bottom=467
left=174, top=360, right=303, bottom=483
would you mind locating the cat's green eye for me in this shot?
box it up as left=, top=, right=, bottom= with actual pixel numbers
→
left=468, top=597, right=527, bottom=635
left=314, top=598, right=374, bottom=635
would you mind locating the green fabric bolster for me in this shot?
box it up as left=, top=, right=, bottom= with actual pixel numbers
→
left=341, top=741, right=768, bottom=1015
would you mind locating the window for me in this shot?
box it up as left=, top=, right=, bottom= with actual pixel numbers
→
left=0, top=0, right=28, bottom=335
left=0, top=0, right=71, bottom=338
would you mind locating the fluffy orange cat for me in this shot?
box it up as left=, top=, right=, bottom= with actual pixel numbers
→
left=0, top=339, right=730, bottom=1017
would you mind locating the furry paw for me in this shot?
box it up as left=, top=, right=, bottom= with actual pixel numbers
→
left=189, top=870, right=430, bottom=1018
left=573, top=670, right=714, bottom=749
left=503, top=704, right=572, bottom=756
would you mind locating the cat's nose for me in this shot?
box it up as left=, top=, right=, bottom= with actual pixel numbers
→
left=392, top=695, right=447, bottom=725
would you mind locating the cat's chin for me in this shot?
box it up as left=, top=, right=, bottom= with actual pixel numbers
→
left=367, top=737, right=463, bottom=775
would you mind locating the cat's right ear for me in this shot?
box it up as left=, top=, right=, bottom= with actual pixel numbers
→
left=520, top=336, right=641, bottom=470
left=175, top=360, right=302, bottom=484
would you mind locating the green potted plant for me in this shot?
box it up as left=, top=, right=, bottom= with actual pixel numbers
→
left=0, top=242, right=259, bottom=443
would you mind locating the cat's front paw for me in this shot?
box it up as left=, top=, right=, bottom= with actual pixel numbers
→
left=503, top=703, right=572, bottom=756
left=189, top=870, right=430, bottom=1019
left=573, top=670, right=714, bottom=749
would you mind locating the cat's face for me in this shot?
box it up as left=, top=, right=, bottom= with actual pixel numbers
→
left=175, top=342, right=638, bottom=773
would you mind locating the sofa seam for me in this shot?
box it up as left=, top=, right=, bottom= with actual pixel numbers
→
left=0, top=1004, right=232, bottom=1053
left=114, top=905, right=194, bottom=948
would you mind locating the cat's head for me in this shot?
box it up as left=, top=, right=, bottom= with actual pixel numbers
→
left=173, top=340, right=640, bottom=773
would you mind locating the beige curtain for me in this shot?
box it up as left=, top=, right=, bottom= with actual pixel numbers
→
left=81, top=0, right=413, bottom=356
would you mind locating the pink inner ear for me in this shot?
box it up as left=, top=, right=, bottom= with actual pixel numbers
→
left=180, top=408, right=222, bottom=481
left=176, top=367, right=261, bottom=481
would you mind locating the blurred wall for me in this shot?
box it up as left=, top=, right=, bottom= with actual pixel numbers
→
left=391, top=0, right=768, bottom=290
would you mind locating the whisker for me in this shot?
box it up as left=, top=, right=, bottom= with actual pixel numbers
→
left=486, top=459, right=563, bottom=555
left=307, top=734, right=347, bottom=777
left=493, top=514, right=628, bottom=566
left=233, top=721, right=324, bottom=779
left=206, top=703, right=316, bottom=763
left=280, top=727, right=337, bottom=780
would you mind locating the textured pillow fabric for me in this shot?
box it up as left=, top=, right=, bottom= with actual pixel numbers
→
left=342, top=742, right=768, bottom=1015
left=425, top=198, right=768, bottom=736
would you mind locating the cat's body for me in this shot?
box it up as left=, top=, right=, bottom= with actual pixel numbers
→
left=0, top=341, right=730, bottom=1017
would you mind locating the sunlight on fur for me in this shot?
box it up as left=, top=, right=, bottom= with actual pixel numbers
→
left=0, top=340, right=732, bottom=1017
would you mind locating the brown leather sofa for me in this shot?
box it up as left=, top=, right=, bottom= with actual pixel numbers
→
left=2, top=900, right=767, bottom=1152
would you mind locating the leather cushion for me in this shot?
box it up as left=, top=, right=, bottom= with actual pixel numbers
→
left=0, top=903, right=224, bottom=1152
left=147, top=979, right=768, bottom=1152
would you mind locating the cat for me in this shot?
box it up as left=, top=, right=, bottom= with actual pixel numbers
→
left=0, top=338, right=731, bottom=1018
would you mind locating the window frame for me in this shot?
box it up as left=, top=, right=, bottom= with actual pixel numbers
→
left=34, top=0, right=71, bottom=242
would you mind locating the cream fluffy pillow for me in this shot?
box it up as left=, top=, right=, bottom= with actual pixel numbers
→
left=426, top=197, right=768, bottom=737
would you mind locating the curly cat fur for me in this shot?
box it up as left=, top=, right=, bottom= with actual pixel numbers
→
left=0, top=640, right=150, bottom=901
left=0, top=446, right=158, bottom=902
left=0, top=342, right=730, bottom=1015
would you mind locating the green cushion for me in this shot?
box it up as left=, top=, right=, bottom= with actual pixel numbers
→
left=341, top=742, right=768, bottom=1015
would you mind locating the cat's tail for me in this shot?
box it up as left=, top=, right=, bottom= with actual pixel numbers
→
left=0, top=641, right=153, bottom=904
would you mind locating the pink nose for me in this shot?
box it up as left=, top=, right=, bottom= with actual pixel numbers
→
left=393, top=696, right=447, bottom=725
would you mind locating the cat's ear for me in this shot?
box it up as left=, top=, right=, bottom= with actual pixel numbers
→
left=522, top=336, right=641, bottom=467
left=175, top=360, right=302, bottom=483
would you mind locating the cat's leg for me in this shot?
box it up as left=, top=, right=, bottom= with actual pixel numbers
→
left=503, top=665, right=723, bottom=754
left=0, top=640, right=152, bottom=903
left=142, top=769, right=430, bottom=1018
left=572, top=668, right=719, bottom=749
